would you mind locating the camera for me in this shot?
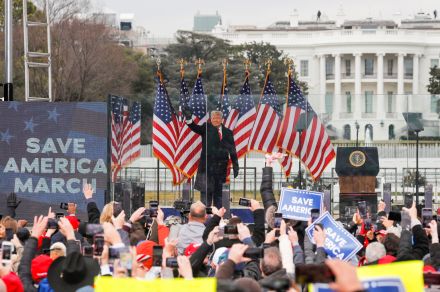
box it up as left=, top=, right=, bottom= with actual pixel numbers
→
left=422, top=208, right=433, bottom=228
left=224, top=225, right=238, bottom=235
left=357, top=201, right=368, bottom=219
left=83, top=246, right=93, bottom=257
left=109, top=247, right=120, bottom=260
left=1, top=241, right=14, bottom=264
left=47, top=218, right=58, bottom=229
left=113, top=202, right=123, bottom=217
left=243, top=248, right=264, bottom=259
left=60, top=202, right=69, bottom=210
left=238, top=198, right=251, bottom=207
left=152, top=246, right=163, bottom=267
left=93, top=234, right=104, bottom=256
left=173, top=200, right=192, bottom=214
left=166, top=257, right=179, bottom=268
left=274, top=212, right=283, bottom=228
left=206, top=207, right=213, bottom=215
left=310, top=209, right=320, bottom=223
left=149, top=201, right=159, bottom=218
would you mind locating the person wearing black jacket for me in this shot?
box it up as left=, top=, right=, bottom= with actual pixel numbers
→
left=18, top=216, right=81, bottom=292
left=397, top=204, right=429, bottom=261
left=184, top=109, right=239, bottom=208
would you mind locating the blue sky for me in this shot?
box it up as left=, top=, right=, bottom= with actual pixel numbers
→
left=93, top=0, right=439, bottom=37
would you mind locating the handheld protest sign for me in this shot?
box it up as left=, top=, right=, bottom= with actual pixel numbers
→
left=306, top=211, right=362, bottom=261
left=309, top=260, right=423, bottom=292
left=278, top=188, right=323, bottom=221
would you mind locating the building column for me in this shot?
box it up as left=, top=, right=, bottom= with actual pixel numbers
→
left=334, top=54, right=341, bottom=119
left=354, top=53, right=362, bottom=117
left=411, top=54, right=420, bottom=112
left=319, top=54, right=326, bottom=114
left=376, top=53, right=385, bottom=119
left=397, top=53, right=406, bottom=114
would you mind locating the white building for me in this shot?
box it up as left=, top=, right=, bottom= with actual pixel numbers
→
left=211, top=11, right=440, bottom=141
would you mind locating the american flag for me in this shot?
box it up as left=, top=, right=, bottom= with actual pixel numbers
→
left=111, top=95, right=124, bottom=169
left=217, top=73, right=235, bottom=128
left=178, top=77, right=190, bottom=129
left=126, top=101, right=141, bottom=163
left=174, top=75, right=208, bottom=178
left=111, top=97, right=142, bottom=181
left=229, top=72, right=256, bottom=158
left=152, top=77, right=182, bottom=185
left=280, top=152, right=293, bottom=177
left=248, top=73, right=282, bottom=154
left=276, top=72, right=335, bottom=180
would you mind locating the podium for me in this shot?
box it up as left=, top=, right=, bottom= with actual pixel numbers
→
left=335, top=147, right=380, bottom=218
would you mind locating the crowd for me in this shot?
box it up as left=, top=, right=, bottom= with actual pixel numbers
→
left=0, top=166, right=438, bottom=292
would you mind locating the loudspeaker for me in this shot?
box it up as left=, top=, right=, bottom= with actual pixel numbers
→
left=182, top=183, right=191, bottom=202
left=383, top=183, right=392, bottom=213
left=425, top=184, right=433, bottom=209
left=114, top=181, right=131, bottom=217
left=131, top=182, right=145, bottom=214
left=222, top=184, right=231, bottom=219
left=323, top=190, right=331, bottom=213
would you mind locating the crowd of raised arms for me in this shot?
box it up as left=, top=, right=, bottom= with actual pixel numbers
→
left=0, top=164, right=439, bottom=292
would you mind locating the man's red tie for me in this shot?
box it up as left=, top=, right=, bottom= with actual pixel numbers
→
left=218, top=127, right=222, bottom=140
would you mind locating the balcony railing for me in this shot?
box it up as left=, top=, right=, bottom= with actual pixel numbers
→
left=341, top=73, right=354, bottom=78
left=384, top=73, right=397, bottom=79
left=326, top=74, right=335, bottom=80
left=362, top=73, right=376, bottom=78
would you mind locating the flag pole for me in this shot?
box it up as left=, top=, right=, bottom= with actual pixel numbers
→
left=156, top=57, right=162, bottom=202
left=243, top=59, right=251, bottom=198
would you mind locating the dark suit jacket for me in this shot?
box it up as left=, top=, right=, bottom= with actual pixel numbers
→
left=187, top=121, right=238, bottom=191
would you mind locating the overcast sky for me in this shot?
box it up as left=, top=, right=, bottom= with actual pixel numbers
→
left=93, top=0, right=439, bottom=37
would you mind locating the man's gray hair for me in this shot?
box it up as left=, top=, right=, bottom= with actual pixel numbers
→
left=190, top=201, right=206, bottom=218
left=365, top=242, right=386, bottom=263
left=210, top=110, right=222, bottom=117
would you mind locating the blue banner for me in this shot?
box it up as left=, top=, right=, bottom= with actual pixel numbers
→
left=0, top=102, right=108, bottom=220
left=278, top=188, right=323, bottom=221
left=305, top=211, right=362, bottom=261
left=309, top=277, right=405, bottom=292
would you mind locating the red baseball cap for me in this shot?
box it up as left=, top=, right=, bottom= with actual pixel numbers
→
left=184, top=243, right=202, bottom=257
left=31, top=255, right=53, bottom=283
left=136, top=241, right=156, bottom=269
left=1, top=272, right=24, bottom=292
left=65, top=215, right=79, bottom=230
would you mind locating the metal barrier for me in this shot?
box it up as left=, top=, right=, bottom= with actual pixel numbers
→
left=117, top=166, right=440, bottom=210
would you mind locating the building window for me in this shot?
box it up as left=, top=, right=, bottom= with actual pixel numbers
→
left=387, top=59, right=394, bottom=76
left=431, top=59, right=439, bottom=68
left=364, top=91, right=373, bottom=113
left=387, top=91, right=394, bottom=113
left=345, top=59, right=351, bottom=76
left=365, top=124, right=373, bottom=141
left=325, top=92, right=333, bottom=113
left=343, top=125, right=351, bottom=140
left=326, top=59, right=334, bottom=79
left=388, top=124, right=395, bottom=140
left=431, top=95, right=440, bottom=113
left=345, top=91, right=352, bottom=113
left=364, top=58, right=374, bottom=75
left=404, top=57, right=413, bottom=78
left=300, top=60, right=309, bottom=77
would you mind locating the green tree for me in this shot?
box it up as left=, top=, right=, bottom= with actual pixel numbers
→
left=427, top=66, right=440, bottom=95
left=0, top=0, right=37, bottom=24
